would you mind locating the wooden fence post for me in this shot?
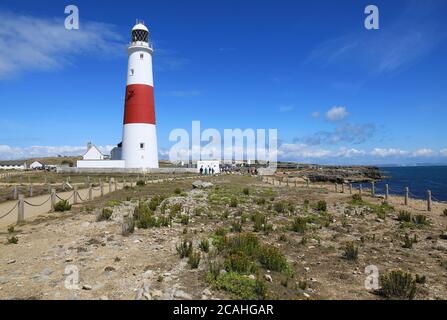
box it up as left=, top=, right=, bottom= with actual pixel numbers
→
left=385, top=184, right=389, bottom=201
left=109, top=179, right=112, bottom=193
left=100, top=181, right=104, bottom=197
left=13, top=185, right=18, bottom=200
left=359, top=184, right=362, bottom=195
left=335, top=184, right=338, bottom=193
left=73, top=186, right=78, bottom=204
left=29, top=183, right=33, bottom=197
left=405, top=187, right=409, bottom=206
left=341, top=184, right=345, bottom=193
left=51, top=189, right=56, bottom=211
left=349, top=183, right=352, bottom=194
left=371, top=181, right=375, bottom=197
left=427, top=190, right=432, bottom=212
left=17, top=194, right=25, bottom=224
left=89, top=184, right=93, bottom=201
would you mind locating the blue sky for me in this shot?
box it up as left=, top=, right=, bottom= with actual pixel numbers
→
left=0, top=0, right=446, bottom=165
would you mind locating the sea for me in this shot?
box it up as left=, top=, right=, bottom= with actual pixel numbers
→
left=354, top=166, right=447, bottom=202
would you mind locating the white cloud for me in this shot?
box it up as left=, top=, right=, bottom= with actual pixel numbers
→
left=370, top=148, right=408, bottom=157
left=411, top=148, right=434, bottom=157
left=311, top=111, right=320, bottom=118
left=0, top=10, right=124, bottom=78
left=440, top=149, right=447, bottom=157
left=325, top=106, right=349, bottom=122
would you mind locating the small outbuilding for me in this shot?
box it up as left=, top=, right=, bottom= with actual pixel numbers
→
left=29, top=161, right=45, bottom=170
left=0, top=160, right=27, bottom=170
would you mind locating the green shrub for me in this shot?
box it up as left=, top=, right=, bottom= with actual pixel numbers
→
left=149, top=195, right=164, bottom=211
left=133, top=201, right=151, bottom=220
left=443, top=208, right=447, bottom=216
left=215, top=227, right=228, bottom=237
left=343, top=242, right=359, bottom=261
left=398, top=210, right=412, bottom=222
left=207, top=272, right=267, bottom=300
left=158, top=216, right=171, bottom=227
left=231, top=221, right=243, bottom=233
left=412, top=214, right=428, bottom=226
left=252, top=213, right=266, bottom=232
left=242, top=188, right=250, bottom=196
left=224, top=253, right=257, bottom=274
left=402, top=234, right=417, bottom=249
left=188, top=251, right=201, bottom=269
left=224, top=233, right=260, bottom=256
left=255, top=197, right=266, bottom=205
left=415, top=274, right=426, bottom=284
left=229, top=197, right=238, bottom=208
left=176, top=240, right=193, bottom=258
left=351, top=194, right=363, bottom=204
left=136, top=210, right=158, bottom=229
left=54, top=200, right=72, bottom=212
left=174, top=188, right=182, bottom=195
left=273, top=201, right=286, bottom=213
left=170, top=203, right=183, bottom=215
left=379, top=270, right=417, bottom=300
left=136, top=180, right=145, bottom=187
left=7, top=236, right=18, bottom=244
left=105, top=199, right=121, bottom=207
left=258, top=245, right=290, bottom=272
left=180, top=214, right=189, bottom=225
left=97, top=207, right=113, bottom=221
left=315, top=200, right=327, bottom=212
left=278, top=234, right=288, bottom=242
left=290, top=217, right=307, bottom=233
left=7, top=225, right=14, bottom=234
left=199, top=238, right=210, bottom=253
left=121, top=216, right=135, bottom=236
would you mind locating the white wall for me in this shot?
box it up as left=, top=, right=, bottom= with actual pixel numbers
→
left=77, top=160, right=125, bottom=169
left=122, top=123, right=159, bottom=169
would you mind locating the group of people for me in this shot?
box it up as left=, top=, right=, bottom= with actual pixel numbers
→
left=199, top=166, right=216, bottom=175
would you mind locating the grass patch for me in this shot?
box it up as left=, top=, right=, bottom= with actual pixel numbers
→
left=207, top=272, right=267, bottom=300
left=342, top=242, right=359, bottom=261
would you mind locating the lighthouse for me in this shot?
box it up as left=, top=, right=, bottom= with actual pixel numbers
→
left=121, top=21, right=159, bottom=168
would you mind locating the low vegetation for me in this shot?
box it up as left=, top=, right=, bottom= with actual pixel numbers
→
left=54, top=200, right=72, bottom=212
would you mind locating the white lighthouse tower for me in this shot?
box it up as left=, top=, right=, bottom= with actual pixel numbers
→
left=121, top=21, right=159, bottom=169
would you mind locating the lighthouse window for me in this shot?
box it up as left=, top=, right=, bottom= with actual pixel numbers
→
left=140, top=53, right=144, bottom=59
left=130, top=69, right=134, bottom=76
left=140, top=143, right=145, bottom=149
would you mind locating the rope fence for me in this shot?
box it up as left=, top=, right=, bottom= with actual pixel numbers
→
left=0, top=202, right=18, bottom=220
left=24, top=196, right=51, bottom=207
left=0, top=174, right=202, bottom=225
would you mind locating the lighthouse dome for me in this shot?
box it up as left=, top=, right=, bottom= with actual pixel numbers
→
left=131, top=22, right=149, bottom=43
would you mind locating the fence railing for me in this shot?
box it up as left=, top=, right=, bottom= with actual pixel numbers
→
left=261, top=176, right=445, bottom=212
left=0, top=174, right=201, bottom=226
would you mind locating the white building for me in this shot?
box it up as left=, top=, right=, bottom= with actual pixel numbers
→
left=29, top=161, right=44, bottom=170
left=77, top=143, right=125, bottom=169
left=0, top=160, right=27, bottom=170
left=82, top=144, right=105, bottom=160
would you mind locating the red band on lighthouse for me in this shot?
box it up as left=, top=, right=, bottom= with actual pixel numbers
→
left=123, top=84, right=156, bottom=125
